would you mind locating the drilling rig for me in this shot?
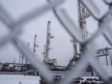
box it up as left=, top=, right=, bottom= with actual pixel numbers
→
left=44, top=21, right=51, bottom=63
left=66, top=0, right=90, bottom=69
left=40, top=21, right=66, bottom=84
left=33, top=34, right=38, bottom=54
left=40, top=1, right=93, bottom=84
left=43, top=21, right=57, bottom=68
left=77, top=0, right=90, bottom=54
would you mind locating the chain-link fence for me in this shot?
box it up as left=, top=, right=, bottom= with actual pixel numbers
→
left=0, top=0, right=112, bottom=84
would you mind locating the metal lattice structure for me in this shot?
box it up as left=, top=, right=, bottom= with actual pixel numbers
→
left=0, top=0, right=112, bottom=84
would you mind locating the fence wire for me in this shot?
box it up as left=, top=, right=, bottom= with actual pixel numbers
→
left=0, top=0, right=112, bottom=84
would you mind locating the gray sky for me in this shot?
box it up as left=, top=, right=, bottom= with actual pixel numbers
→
left=0, top=0, right=111, bottom=66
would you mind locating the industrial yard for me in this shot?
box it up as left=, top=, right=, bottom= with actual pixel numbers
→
left=0, top=0, right=112, bottom=84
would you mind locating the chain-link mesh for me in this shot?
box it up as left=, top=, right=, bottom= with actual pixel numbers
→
left=0, top=0, right=112, bottom=84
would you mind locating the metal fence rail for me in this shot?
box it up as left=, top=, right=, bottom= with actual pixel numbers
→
left=0, top=0, right=112, bottom=84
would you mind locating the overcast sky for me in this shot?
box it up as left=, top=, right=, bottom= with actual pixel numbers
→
left=0, top=0, right=111, bottom=66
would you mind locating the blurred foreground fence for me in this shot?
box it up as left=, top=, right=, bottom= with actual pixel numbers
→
left=0, top=0, right=112, bottom=84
